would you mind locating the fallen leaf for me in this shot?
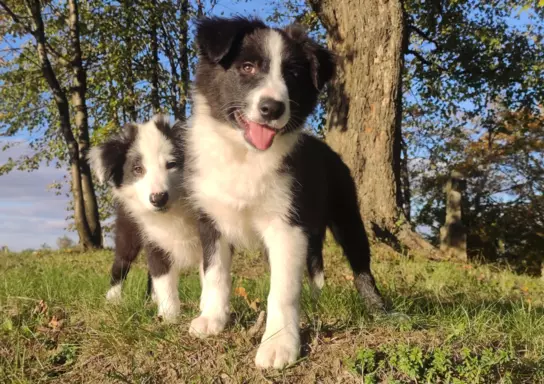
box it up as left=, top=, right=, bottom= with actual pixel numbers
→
left=234, top=287, right=248, bottom=299
left=33, top=300, right=48, bottom=316
left=48, top=316, right=63, bottom=330
left=249, top=299, right=260, bottom=312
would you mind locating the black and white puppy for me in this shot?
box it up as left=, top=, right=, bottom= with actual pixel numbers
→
left=88, top=115, right=201, bottom=321
left=186, top=17, right=384, bottom=369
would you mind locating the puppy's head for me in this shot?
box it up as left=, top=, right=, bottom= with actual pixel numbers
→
left=88, top=115, right=185, bottom=214
left=194, top=17, right=335, bottom=151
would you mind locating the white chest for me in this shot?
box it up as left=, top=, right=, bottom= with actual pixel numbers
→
left=137, top=202, right=202, bottom=268
left=188, top=119, right=298, bottom=247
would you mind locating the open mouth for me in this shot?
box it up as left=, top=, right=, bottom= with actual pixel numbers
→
left=234, top=110, right=277, bottom=151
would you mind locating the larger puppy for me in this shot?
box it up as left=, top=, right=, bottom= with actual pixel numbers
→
left=187, top=17, right=384, bottom=368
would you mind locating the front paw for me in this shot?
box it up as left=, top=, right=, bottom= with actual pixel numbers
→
left=255, top=331, right=300, bottom=369
left=189, top=315, right=228, bottom=338
left=157, top=301, right=180, bottom=322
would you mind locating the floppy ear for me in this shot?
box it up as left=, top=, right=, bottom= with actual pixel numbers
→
left=195, top=16, right=266, bottom=63
left=284, top=24, right=336, bottom=90
left=87, top=122, right=136, bottom=186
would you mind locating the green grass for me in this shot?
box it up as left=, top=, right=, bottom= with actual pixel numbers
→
left=1, top=241, right=544, bottom=383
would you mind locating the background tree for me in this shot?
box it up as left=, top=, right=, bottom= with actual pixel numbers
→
left=0, top=0, right=102, bottom=249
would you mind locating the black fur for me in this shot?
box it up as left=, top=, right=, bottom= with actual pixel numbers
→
left=91, top=116, right=188, bottom=302
left=194, top=17, right=384, bottom=311
left=284, top=135, right=384, bottom=309
left=195, top=17, right=334, bottom=135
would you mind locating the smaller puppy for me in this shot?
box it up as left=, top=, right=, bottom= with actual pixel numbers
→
left=88, top=115, right=201, bottom=321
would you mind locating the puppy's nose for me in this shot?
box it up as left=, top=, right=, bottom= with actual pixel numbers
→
left=258, top=97, right=285, bottom=120
left=150, top=192, right=169, bottom=208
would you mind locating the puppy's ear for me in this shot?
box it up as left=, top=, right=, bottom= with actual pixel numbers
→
left=195, top=16, right=266, bottom=63
left=284, top=24, right=336, bottom=90
left=88, top=122, right=135, bottom=186
left=151, top=114, right=172, bottom=137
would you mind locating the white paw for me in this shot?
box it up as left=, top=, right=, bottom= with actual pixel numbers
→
left=106, top=285, right=122, bottom=303
left=189, top=315, right=228, bottom=338
left=255, top=332, right=300, bottom=369
left=157, top=301, right=180, bottom=322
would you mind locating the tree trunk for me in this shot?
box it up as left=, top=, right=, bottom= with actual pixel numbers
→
left=122, top=0, right=138, bottom=121
left=178, top=0, right=189, bottom=119
left=26, top=0, right=96, bottom=249
left=310, top=0, right=436, bottom=255
left=68, top=0, right=102, bottom=248
left=149, top=0, right=161, bottom=113
left=440, top=171, right=467, bottom=261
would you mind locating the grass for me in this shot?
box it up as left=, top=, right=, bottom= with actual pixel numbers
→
left=1, top=239, right=544, bottom=383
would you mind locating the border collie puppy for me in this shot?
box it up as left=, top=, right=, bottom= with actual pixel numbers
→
left=88, top=115, right=201, bottom=321
left=187, top=17, right=384, bottom=368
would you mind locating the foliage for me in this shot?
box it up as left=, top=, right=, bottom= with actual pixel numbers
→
left=56, top=235, right=74, bottom=250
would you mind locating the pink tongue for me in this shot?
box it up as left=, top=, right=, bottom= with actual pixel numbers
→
left=245, top=121, right=276, bottom=150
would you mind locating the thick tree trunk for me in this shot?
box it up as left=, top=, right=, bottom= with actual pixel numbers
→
left=27, top=0, right=96, bottom=249
left=310, top=0, right=436, bottom=255
left=68, top=0, right=102, bottom=248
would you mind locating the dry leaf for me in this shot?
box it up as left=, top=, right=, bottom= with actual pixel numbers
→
left=249, top=299, right=261, bottom=312
left=33, top=300, right=48, bottom=315
left=48, top=316, right=63, bottom=330
left=234, top=287, right=248, bottom=299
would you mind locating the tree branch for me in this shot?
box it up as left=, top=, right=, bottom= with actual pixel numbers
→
left=407, top=49, right=447, bottom=72
left=0, top=0, right=71, bottom=66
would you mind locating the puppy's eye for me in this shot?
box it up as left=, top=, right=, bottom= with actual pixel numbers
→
left=133, top=165, right=143, bottom=175
left=241, top=62, right=256, bottom=75
left=166, top=161, right=177, bottom=170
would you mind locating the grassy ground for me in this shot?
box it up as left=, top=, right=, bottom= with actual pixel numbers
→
left=1, top=240, right=544, bottom=383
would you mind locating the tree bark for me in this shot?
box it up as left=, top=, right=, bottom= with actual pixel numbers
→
left=25, top=0, right=96, bottom=249
left=122, top=0, right=138, bottom=121
left=310, top=0, right=436, bottom=255
left=440, top=171, right=467, bottom=261
left=149, top=0, right=161, bottom=113
left=68, top=0, right=102, bottom=248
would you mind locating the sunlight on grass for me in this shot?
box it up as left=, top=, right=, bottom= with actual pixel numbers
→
left=1, top=244, right=544, bottom=382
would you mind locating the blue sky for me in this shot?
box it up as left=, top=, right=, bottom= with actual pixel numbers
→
left=0, top=0, right=279, bottom=251
left=0, top=1, right=538, bottom=250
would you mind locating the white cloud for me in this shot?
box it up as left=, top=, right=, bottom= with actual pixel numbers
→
left=0, top=142, right=76, bottom=251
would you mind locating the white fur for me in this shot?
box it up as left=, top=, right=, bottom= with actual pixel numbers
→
left=115, top=118, right=179, bottom=214
left=105, top=283, right=122, bottom=303
left=254, top=219, right=306, bottom=369
left=87, top=146, right=107, bottom=184
left=246, top=30, right=290, bottom=129
left=91, top=116, right=202, bottom=319
left=187, top=92, right=305, bottom=368
left=190, top=237, right=232, bottom=337
left=152, top=267, right=181, bottom=321
left=114, top=118, right=202, bottom=270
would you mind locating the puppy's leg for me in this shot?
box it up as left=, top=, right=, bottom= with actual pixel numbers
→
left=190, top=214, right=231, bottom=337
left=107, top=209, right=142, bottom=302
left=147, top=245, right=180, bottom=321
left=255, top=219, right=307, bottom=369
left=306, top=228, right=326, bottom=300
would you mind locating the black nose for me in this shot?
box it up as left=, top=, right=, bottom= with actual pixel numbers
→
left=150, top=192, right=169, bottom=208
left=258, top=97, right=285, bottom=120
